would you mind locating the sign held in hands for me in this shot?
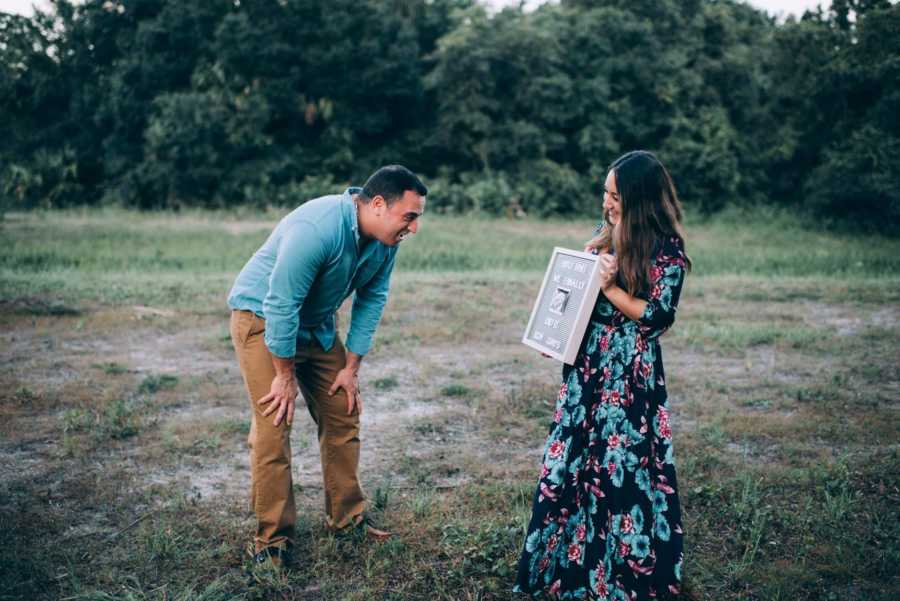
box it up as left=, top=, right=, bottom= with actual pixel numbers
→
left=522, top=247, right=604, bottom=364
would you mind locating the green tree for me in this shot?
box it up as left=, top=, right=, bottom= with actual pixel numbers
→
left=765, top=0, right=899, bottom=226
left=0, top=11, right=79, bottom=208
left=802, top=2, right=900, bottom=225
left=0, top=0, right=896, bottom=227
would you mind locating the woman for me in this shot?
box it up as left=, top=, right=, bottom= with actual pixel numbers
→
left=515, top=151, right=691, bottom=600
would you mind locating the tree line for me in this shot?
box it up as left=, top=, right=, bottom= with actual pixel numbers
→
left=1, top=0, right=897, bottom=227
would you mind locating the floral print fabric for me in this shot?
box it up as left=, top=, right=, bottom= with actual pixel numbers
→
left=515, top=236, right=688, bottom=600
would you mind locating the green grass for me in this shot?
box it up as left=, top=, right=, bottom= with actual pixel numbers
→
left=137, top=374, right=179, bottom=395
left=373, top=376, right=399, bottom=391
left=676, top=321, right=831, bottom=353
left=91, top=361, right=129, bottom=375
left=2, top=208, right=899, bottom=302
left=1, top=208, right=898, bottom=601
left=440, top=384, right=474, bottom=398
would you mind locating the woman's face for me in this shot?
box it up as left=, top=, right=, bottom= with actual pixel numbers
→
left=603, top=170, right=621, bottom=226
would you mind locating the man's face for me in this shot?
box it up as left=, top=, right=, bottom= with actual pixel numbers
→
left=371, top=190, right=426, bottom=246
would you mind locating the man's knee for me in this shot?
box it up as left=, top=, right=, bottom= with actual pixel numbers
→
left=250, top=417, right=292, bottom=452
left=320, top=394, right=360, bottom=442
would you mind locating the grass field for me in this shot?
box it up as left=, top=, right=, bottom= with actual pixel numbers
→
left=1, top=208, right=898, bottom=600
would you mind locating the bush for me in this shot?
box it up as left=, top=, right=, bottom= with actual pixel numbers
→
left=284, top=174, right=344, bottom=205
left=805, top=126, right=900, bottom=228
left=514, top=159, right=592, bottom=217
left=460, top=172, right=515, bottom=215
left=1, top=148, right=84, bottom=210
left=661, top=110, right=741, bottom=214
left=421, top=176, right=465, bottom=214
left=141, top=91, right=252, bottom=208
left=427, top=169, right=581, bottom=217
left=425, top=172, right=514, bottom=215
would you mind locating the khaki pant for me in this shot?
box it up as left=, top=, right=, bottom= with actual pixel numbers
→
left=230, top=310, right=366, bottom=552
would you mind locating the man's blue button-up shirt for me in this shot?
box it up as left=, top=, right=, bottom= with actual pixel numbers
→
left=227, top=187, right=397, bottom=358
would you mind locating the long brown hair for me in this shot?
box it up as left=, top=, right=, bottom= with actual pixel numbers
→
left=587, top=151, right=692, bottom=296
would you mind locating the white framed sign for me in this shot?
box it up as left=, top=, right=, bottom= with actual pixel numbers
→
left=522, top=247, right=604, bottom=364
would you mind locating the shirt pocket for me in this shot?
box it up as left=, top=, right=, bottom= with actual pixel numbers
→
left=231, top=310, right=264, bottom=347
left=247, top=312, right=265, bottom=338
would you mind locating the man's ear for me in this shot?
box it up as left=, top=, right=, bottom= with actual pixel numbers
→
left=372, top=195, right=386, bottom=215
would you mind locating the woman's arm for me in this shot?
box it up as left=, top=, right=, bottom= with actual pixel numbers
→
left=600, top=240, right=687, bottom=339
left=597, top=253, right=646, bottom=319
left=601, top=284, right=647, bottom=322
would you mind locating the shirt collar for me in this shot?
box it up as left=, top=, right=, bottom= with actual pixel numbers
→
left=344, top=187, right=363, bottom=244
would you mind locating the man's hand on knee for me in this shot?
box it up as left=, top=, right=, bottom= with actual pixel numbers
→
left=259, top=372, right=298, bottom=427
left=328, top=366, right=362, bottom=416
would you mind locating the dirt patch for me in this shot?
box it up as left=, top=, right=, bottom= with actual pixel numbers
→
left=6, top=294, right=891, bottom=510
left=0, top=305, right=500, bottom=515
left=805, top=300, right=900, bottom=336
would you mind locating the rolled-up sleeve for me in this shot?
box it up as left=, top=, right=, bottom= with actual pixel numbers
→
left=637, top=240, right=687, bottom=341
left=345, top=251, right=396, bottom=356
left=262, top=221, right=329, bottom=358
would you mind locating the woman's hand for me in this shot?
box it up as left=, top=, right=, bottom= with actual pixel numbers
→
left=598, top=253, right=618, bottom=291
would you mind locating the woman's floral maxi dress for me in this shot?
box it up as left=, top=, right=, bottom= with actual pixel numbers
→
left=515, top=236, right=687, bottom=600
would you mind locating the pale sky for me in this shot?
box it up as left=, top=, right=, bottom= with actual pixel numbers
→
left=1, top=0, right=52, bottom=16
left=1, top=0, right=829, bottom=20
left=485, top=0, right=829, bottom=18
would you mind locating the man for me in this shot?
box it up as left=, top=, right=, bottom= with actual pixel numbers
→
left=228, top=165, right=427, bottom=567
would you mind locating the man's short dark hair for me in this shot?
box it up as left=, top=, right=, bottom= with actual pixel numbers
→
left=360, top=165, right=427, bottom=206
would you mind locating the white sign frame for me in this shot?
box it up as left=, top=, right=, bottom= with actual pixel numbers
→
left=522, top=247, right=604, bottom=364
